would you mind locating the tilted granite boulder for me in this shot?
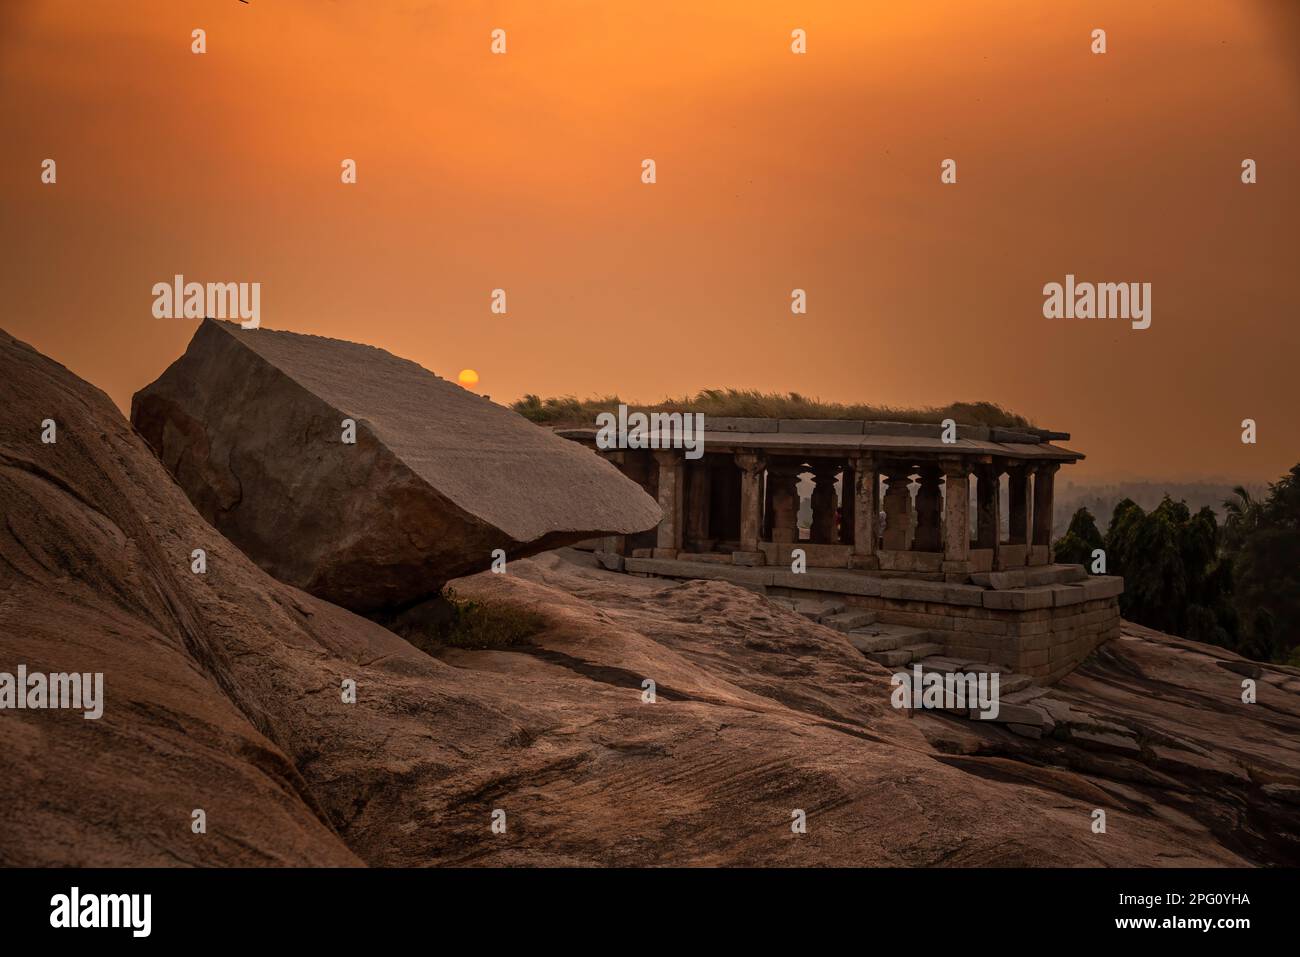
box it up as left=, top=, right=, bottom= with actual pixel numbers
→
left=131, top=319, right=660, bottom=613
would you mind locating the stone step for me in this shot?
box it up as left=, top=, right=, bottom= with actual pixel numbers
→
left=967, top=701, right=1046, bottom=727
left=1035, top=697, right=1076, bottom=724
left=912, top=656, right=967, bottom=673
left=900, top=642, right=943, bottom=660
left=847, top=623, right=937, bottom=656
left=1024, top=564, right=1088, bottom=587
left=868, top=624, right=937, bottom=642
left=793, top=599, right=846, bottom=622
left=1003, top=686, right=1045, bottom=707
left=997, top=673, right=1036, bottom=695
left=821, top=608, right=878, bottom=632
left=866, top=648, right=914, bottom=667
left=847, top=631, right=902, bottom=653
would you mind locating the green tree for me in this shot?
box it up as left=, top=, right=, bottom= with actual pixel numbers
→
left=1053, top=507, right=1103, bottom=567
left=1100, top=496, right=1235, bottom=644
left=1226, top=465, right=1300, bottom=661
left=1095, top=464, right=1300, bottom=662
left=1222, top=485, right=1261, bottom=553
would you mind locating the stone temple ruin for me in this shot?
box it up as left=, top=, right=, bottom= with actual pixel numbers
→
left=559, top=417, right=1124, bottom=684
left=130, top=320, right=1119, bottom=689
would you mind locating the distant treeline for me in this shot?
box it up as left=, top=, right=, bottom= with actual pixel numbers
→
left=1056, top=464, right=1300, bottom=665
left=1054, top=480, right=1268, bottom=529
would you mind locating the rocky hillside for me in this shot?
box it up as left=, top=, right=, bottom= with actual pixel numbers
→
left=2, top=328, right=1297, bottom=866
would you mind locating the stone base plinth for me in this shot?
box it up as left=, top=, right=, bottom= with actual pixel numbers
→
left=995, top=544, right=1029, bottom=570
left=618, top=555, right=1123, bottom=685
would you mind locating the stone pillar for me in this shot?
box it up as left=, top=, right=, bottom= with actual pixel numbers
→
left=684, top=458, right=713, bottom=551
left=849, top=456, right=879, bottom=568
left=1033, top=462, right=1059, bottom=548
left=975, top=464, right=1001, bottom=564
left=652, top=449, right=684, bottom=558
left=734, top=452, right=766, bottom=563
left=767, top=463, right=801, bottom=544
left=882, top=469, right=912, bottom=550
left=810, top=462, right=838, bottom=544
left=913, top=466, right=943, bottom=552
left=1007, top=464, right=1031, bottom=545
left=940, top=459, right=972, bottom=579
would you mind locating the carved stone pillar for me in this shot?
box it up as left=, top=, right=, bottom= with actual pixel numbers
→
left=940, top=458, right=972, bottom=578
left=733, top=452, right=766, bottom=563
left=810, top=462, right=838, bottom=544
left=1033, top=462, right=1059, bottom=548
left=652, top=449, right=684, bottom=558
left=767, top=463, right=801, bottom=544
left=975, top=463, right=1001, bottom=565
left=913, top=466, right=943, bottom=552
left=882, top=469, right=912, bottom=551
left=850, top=455, right=879, bottom=568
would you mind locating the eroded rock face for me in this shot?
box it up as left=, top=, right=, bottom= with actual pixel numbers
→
left=131, top=320, right=660, bottom=613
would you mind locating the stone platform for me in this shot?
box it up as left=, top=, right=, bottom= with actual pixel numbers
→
left=614, top=554, right=1122, bottom=684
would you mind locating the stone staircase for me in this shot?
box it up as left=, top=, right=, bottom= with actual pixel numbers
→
left=770, top=594, right=1104, bottom=740
left=764, top=590, right=1112, bottom=738
left=764, top=598, right=1050, bottom=733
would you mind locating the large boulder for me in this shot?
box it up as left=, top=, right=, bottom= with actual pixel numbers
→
left=131, top=320, right=659, bottom=613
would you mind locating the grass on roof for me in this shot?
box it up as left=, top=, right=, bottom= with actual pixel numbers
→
left=510, top=388, right=1032, bottom=429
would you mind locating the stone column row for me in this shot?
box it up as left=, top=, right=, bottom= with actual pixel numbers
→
left=683, top=448, right=1060, bottom=570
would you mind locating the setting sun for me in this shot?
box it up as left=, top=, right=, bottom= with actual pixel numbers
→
left=457, top=369, right=479, bottom=389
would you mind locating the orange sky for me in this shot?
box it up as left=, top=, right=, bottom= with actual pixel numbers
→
left=2, top=0, right=1297, bottom=482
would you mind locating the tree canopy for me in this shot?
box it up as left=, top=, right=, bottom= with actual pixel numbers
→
left=1056, top=463, right=1299, bottom=664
